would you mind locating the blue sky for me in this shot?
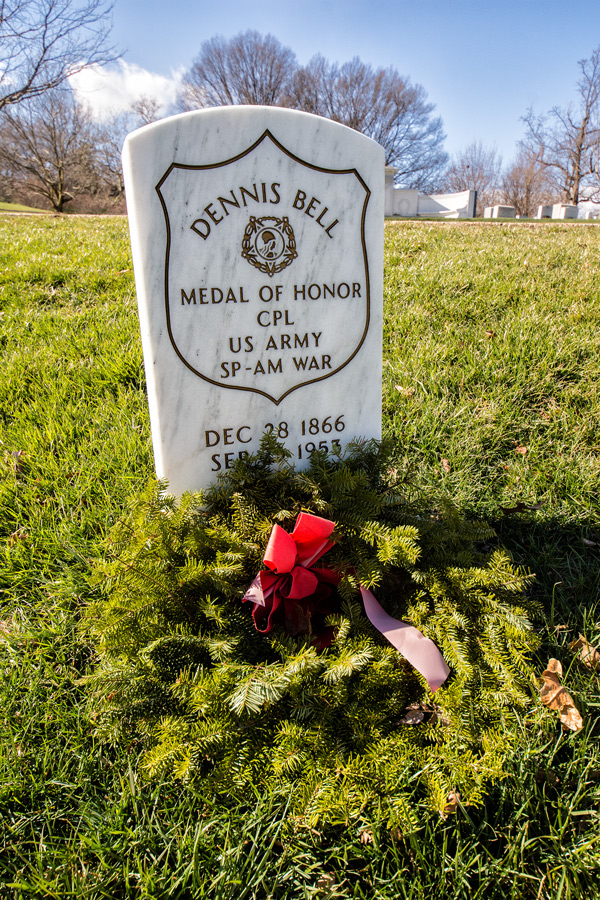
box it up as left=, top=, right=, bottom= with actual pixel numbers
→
left=79, top=0, right=600, bottom=164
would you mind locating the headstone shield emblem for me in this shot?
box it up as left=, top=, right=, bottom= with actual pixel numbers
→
left=155, top=131, right=371, bottom=405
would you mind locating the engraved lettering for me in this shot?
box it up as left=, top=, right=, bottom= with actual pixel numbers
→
left=228, top=334, right=254, bottom=354
left=190, top=218, right=210, bottom=239
left=204, top=203, right=223, bottom=225
left=218, top=190, right=241, bottom=216
left=240, top=184, right=260, bottom=206
left=181, top=288, right=196, bottom=305
left=305, top=196, right=319, bottom=218
left=220, top=361, right=241, bottom=378
left=315, top=206, right=329, bottom=226
left=293, top=189, right=306, bottom=210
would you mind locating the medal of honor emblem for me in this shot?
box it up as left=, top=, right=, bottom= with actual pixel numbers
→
left=241, top=216, right=297, bottom=276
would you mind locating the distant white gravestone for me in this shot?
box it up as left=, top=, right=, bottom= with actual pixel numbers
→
left=123, top=107, right=384, bottom=494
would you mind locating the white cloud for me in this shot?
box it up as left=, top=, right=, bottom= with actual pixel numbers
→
left=70, top=61, right=184, bottom=120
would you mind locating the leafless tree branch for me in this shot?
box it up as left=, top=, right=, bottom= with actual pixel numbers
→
left=0, top=0, right=117, bottom=112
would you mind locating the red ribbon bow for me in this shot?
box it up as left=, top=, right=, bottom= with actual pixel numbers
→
left=243, top=512, right=340, bottom=638
left=244, top=512, right=450, bottom=691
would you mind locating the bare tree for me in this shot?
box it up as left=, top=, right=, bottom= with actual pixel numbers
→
left=0, top=0, right=117, bottom=113
left=93, top=98, right=162, bottom=200
left=502, top=147, right=555, bottom=217
left=522, top=46, right=600, bottom=204
left=445, top=141, right=502, bottom=213
left=0, top=86, right=98, bottom=210
left=180, top=30, right=296, bottom=109
left=287, top=55, right=448, bottom=191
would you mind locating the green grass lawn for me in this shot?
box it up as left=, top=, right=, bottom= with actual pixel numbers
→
left=0, top=201, right=51, bottom=214
left=0, top=215, right=599, bottom=899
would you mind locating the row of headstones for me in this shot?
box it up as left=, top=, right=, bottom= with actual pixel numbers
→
left=384, top=167, right=476, bottom=218
left=485, top=203, right=599, bottom=220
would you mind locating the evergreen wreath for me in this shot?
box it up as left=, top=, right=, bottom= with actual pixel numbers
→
left=84, top=437, right=540, bottom=829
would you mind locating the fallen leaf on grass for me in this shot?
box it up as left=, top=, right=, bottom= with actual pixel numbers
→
left=441, top=458, right=451, bottom=473
left=441, top=791, right=460, bottom=818
left=399, top=705, right=425, bottom=725
left=7, top=528, right=28, bottom=546
left=485, top=329, right=496, bottom=339
left=398, top=701, right=450, bottom=726
left=0, top=619, right=14, bottom=638
left=569, top=634, right=600, bottom=672
left=315, top=873, right=336, bottom=892
left=499, top=500, right=544, bottom=515
left=582, top=538, right=597, bottom=547
left=395, top=385, right=415, bottom=397
left=5, top=450, right=26, bottom=477
left=539, top=659, right=583, bottom=732
left=359, top=829, right=374, bottom=845
left=514, top=443, right=528, bottom=455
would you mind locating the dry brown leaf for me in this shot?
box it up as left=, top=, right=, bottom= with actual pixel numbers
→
left=569, top=634, right=600, bottom=672
left=359, top=829, right=374, bottom=845
left=7, top=528, right=28, bottom=546
left=399, top=709, right=425, bottom=725
left=395, top=385, right=415, bottom=397
left=499, top=500, right=543, bottom=515
left=441, top=791, right=460, bottom=817
left=485, top=329, right=496, bottom=339
left=0, top=619, right=14, bottom=638
left=539, top=659, right=583, bottom=732
left=514, top=443, right=528, bottom=455
left=546, top=658, right=562, bottom=675
left=315, top=873, right=336, bottom=891
left=5, top=450, right=26, bottom=477
left=441, top=458, right=451, bottom=473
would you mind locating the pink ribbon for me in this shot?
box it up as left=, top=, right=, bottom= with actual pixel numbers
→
left=244, top=512, right=450, bottom=692
left=359, top=586, right=450, bottom=692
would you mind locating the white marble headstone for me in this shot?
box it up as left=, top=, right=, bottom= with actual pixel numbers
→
left=123, top=106, right=384, bottom=494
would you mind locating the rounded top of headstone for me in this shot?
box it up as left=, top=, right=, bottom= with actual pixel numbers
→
left=122, top=105, right=386, bottom=167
